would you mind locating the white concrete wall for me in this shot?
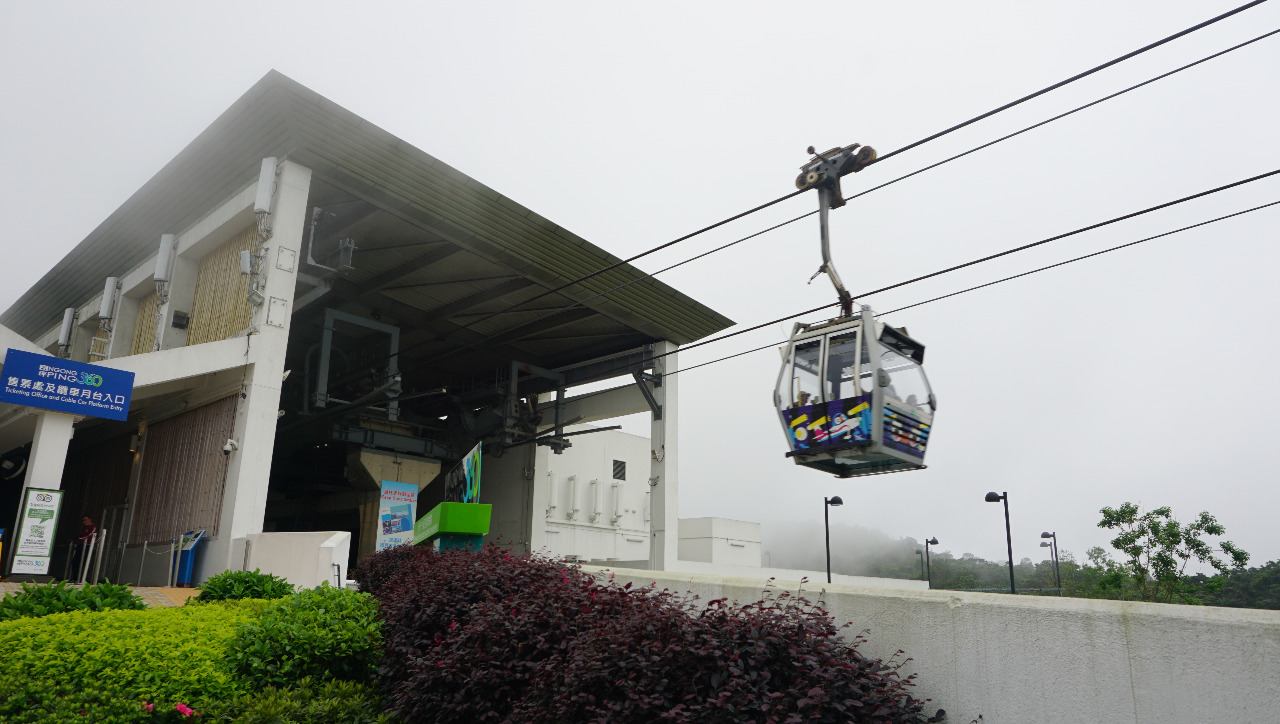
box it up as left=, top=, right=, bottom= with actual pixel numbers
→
left=481, top=444, right=535, bottom=551
left=528, top=426, right=652, bottom=562
left=244, top=531, right=351, bottom=588
left=678, top=517, right=762, bottom=567
left=586, top=566, right=1280, bottom=724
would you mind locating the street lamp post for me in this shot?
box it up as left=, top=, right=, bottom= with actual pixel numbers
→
left=824, top=496, right=843, bottom=584
left=924, top=537, right=939, bottom=589
left=1041, top=531, right=1062, bottom=596
left=985, top=491, right=1015, bottom=594
left=916, top=549, right=924, bottom=581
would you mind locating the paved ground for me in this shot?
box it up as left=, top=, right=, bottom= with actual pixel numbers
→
left=0, top=581, right=198, bottom=608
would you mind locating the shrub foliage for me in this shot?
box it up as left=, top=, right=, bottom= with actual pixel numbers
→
left=355, top=545, right=944, bottom=723
left=228, top=584, right=382, bottom=688
left=203, top=677, right=395, bottom=724
left=194, top=568, right=295, bottom=602
left=0, top=580, right=146, bottom=620
left=0, top=601, right=263, bottom=722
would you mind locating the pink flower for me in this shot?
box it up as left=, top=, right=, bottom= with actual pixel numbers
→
left=141, top=701, right=154, bottom=712
left=175, top=702, right=195, bottom=717
left=449, top=621, right=458, bottom=629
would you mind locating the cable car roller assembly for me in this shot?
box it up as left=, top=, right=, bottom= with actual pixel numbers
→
left=776, top=144, right=935, bottom=478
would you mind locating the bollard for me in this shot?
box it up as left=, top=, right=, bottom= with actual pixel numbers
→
left=90, top=529, right=106, bottom=585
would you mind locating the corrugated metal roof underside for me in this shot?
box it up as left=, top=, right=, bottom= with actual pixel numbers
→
left=4, top=71, right=733, bottom=350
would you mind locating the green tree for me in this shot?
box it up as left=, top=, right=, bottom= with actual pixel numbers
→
left=1190, top=560, right=1280, bottom=610
left=1097, top=502, right=1249, bottom=604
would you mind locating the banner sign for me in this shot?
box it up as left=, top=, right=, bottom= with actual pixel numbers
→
left=12, top=487, right=63, bottom=575
left=376, top=481, right=419, bottom=551
left=0, top=348, right=135, bottom=421
left=442, top=442, right=482, bottom=504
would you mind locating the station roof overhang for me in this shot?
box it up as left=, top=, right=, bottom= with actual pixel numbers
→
left=1, top=70, right=734, bottom=388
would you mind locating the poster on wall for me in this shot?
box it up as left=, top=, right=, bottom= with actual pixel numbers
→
left=0, top=348, right=135, bottom=421
left=376, top=481, right=419, bottom=551
left=11, top=487, right=64, bottom=575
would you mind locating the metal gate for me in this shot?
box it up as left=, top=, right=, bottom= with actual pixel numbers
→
left=127, top=394, right=238, bottom=545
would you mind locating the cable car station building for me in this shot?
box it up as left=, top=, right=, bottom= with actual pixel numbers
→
left=0, top=71, right=732, bottom=583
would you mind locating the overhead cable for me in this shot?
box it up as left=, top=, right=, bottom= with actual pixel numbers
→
left=879, top=199, right=1280, bottom=316
left=557, top=197, right=1280, bottom=406
left=397, top=24, right=1280, bottom=373
left=385, top=6, right=1267, bottom=370
left=873, top=0, right=1270, bottom=164
left=556, top=167, right=1280, bottom=389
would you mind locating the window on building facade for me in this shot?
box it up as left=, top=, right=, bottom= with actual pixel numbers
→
left=612, top=460, right=626, bottom=481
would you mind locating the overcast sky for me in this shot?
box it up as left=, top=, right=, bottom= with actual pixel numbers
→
left=3, top=1, right=1278, bottom=571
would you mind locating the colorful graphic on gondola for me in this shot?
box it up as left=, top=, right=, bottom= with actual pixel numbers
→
left=882, top=406, right=930, bottom=458
left=782, top=395, right=872, bottom=450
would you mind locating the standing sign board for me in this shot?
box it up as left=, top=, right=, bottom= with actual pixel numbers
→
left=376, top=481, right=419, bottom=551
left=11, top=488, right=63, bottom=575
left=0, top=348, right=135, bottom=421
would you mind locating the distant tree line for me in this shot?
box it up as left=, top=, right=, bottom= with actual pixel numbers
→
left=763, top=502, right=1276, bottom=610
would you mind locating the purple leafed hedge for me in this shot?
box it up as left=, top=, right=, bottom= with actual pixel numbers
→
left=352, top=545, right=945, bottom=724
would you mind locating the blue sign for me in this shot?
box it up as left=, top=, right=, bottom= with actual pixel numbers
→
left=0, top=349, right=134, bottom=421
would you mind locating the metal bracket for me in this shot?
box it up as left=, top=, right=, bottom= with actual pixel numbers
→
left=632, top=371, right=662, bottom=420
left=314, top=308, right=401, bottom=419
left=508, top=361, right=572, bottom=453
left=796, top=143, right=876, bottom=318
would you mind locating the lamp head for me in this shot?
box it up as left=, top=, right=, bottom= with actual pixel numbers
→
left=1041, top=531, right=1054, bottom=538
left=827, top=496, right=844, bottom=507
left=985, top=491, right=1003, bottom=503
left=927, top=537, right=939, bottom=546
left=1041, top=541, right=1051, bottom=547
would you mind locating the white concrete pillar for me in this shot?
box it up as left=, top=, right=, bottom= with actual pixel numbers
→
left=200, top=161, right=311, bottom=576
left=104, top=295, right=140, bottom=360
left=26, top=411, right=77, bottom=490
left=155, top=254, right=197, bottom=351
left=648, top=340, right=679, bottom=571
left=5, top=410, right=77, bottom=574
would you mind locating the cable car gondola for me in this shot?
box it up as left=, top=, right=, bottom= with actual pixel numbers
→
left=773, top=144, right=936, bottom=478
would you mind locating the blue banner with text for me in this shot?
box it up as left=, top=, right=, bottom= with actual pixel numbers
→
left=0, top=348, right=134, bottom=421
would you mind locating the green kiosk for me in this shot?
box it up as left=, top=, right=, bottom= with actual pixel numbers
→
left=413, top=502, right=491, bottom=552
left=414, top=443, right=490, bottom=551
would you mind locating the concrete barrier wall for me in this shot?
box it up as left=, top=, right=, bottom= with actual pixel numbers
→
left=586, top=566, right=1280, bottom=724
left=244, top=531, right=350, bottom=589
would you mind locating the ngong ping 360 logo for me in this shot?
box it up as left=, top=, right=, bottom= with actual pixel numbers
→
left=78, top=372, right=104, bottom=387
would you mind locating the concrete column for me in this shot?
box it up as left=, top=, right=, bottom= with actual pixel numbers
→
left=26, top=411, right=77, bottom=490
left=156, top=256, right=197, bottom=351
left=200, top=161, right=311, bottom=576
left=4, top=410, right=77, bottom=575
left=104, top=295, right=140, bottom=360
left=648, top=340, right=679, bottom=571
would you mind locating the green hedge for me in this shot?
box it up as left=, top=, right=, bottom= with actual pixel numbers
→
left=194, top=569, right=295, bottom=602
left=202, top=677, right=395, bottom=723
left=0, top=580, right=147, bottom=621
left=228, top=585, right=382, bottom=688
left=0, top=600, right=264, bottom=723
